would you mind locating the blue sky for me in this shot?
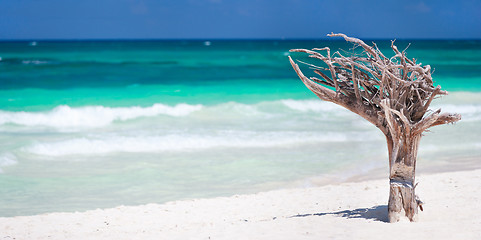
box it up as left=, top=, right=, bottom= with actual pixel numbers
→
left=0, top=0, right=480, bottom=39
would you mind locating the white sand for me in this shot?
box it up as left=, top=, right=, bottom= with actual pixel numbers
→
left=1, top=169, right=481, bottom=240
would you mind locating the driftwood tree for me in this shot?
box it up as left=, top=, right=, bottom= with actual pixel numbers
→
left=288, top=33, right=461, bottom=222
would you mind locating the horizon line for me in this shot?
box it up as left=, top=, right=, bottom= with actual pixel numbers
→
left=1, top=37, right=481, bottom=42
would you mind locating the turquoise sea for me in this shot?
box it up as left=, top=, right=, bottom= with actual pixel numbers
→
left=1, top=40, right=480, bottom=217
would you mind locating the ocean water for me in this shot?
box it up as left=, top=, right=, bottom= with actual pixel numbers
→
left=1, top=40, right=480, bottom=217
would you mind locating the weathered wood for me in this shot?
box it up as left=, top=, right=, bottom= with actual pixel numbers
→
left=289, top=33, right=461, bottom=222
left=388, top=181, right=418, bottom=222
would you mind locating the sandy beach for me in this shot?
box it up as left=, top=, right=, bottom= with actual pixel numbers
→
left=1, top=168, right=480, bottom=240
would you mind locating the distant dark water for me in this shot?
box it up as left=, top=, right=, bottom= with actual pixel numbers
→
left=1, top=39, right=480, bottom=89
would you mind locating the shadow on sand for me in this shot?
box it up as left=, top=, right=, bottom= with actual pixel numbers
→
left=289, top=205, right=388, bottom=223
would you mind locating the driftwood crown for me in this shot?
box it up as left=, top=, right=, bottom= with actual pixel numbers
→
left=288, top=33, right=461, bottom=222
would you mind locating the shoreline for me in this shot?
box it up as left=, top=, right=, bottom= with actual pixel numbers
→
left=286, top=155, right=481, bottom=190
left=2, top=167, right=481, bottom=239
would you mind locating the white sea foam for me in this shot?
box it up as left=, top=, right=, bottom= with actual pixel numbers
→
left=22, top=60, right=49, bottom=65
left=2, top=99, right=479, bottom=131
left=0, top=153, right=18, bottom=173
left=434, top=104, right=481, bottom=114
left=432, top=104, right=481, bottom=122
left=0, top=103, right=203, bottom=128
left=199, top=102, right=265, bottom=119
left=281, top=99, right=346, bottom=113
left=24, top=131, right=371, bottom=157
left=0, top=100, right=346, bottom=130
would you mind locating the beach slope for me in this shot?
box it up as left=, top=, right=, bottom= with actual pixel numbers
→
left=1, top=169, right=481, bottom=240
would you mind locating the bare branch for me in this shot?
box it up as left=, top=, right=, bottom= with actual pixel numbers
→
left=327, top=33, right=379, bottom=60
left=289, top=56, right=336, bottom=102
left=351, top=64, right=361, bottom=100
left=429, top=112, right=462, bottom=128
left=289, top=33, right=460, bottom=139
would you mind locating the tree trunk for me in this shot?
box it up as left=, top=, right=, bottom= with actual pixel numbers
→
left=386, top=134, right=422, bottom=222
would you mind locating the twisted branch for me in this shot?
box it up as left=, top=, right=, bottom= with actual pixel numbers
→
left=289, top=33, right=461, bottom=140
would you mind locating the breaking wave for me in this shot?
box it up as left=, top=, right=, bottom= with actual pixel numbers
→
left=281, top=99, right=345, bottom=113
left=0, top=103, right=203, bottom=128
left=0, top=153, right=18, bottom=173
left=24, top=131, right=372, bottom=157
left=1, top=98, right=480, bottom=130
